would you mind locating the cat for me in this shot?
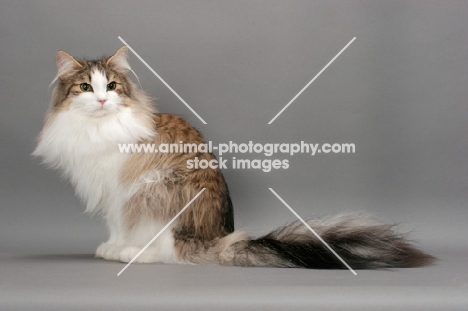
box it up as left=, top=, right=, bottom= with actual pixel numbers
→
left=33, top=46, right=434, bottom=268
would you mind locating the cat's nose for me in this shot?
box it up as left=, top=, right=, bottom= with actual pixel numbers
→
left=98, top=99, right=107, bottom=105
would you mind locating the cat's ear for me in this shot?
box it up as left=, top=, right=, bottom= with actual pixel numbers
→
left=107, top=46, right=131, bottom=72
left=56, top=50, right=82, bottom=78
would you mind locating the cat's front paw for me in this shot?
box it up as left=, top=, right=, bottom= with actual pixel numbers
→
left=119, top=246, right=160, bottom=263
left=96, top=242, right=122, bottom=261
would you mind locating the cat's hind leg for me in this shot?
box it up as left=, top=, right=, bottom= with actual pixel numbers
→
left=117, top=222, right=176, bottom=263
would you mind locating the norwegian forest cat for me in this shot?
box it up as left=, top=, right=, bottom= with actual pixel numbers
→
left=33, top=47, right=433, bottom=269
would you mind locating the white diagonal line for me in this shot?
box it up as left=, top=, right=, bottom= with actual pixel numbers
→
left=268, top=37, right=356, bottom=124
left=268, top=188, right=357, bottom=275
left=118, top=36, right=207, bottom=125
left=117, top=188, right=206, bottom=276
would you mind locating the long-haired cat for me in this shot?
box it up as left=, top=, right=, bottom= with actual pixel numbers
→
left=33, top=47, right=434, bottom=268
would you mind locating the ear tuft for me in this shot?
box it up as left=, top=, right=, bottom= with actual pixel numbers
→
left=56, top=50, right=82, bottom=78
left=107, top=46, right=131, bottom=71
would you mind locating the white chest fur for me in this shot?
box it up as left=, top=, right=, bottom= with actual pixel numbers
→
left=33, top=107, right=154, bottom=213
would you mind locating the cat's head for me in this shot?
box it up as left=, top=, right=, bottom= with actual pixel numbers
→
left=52, top=46, right=139, bottom=117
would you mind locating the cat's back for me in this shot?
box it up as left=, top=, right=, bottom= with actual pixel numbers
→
left=153, top=113, right=205, bottom=144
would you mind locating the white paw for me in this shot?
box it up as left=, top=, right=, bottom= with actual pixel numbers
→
left=95, top=242, right=122, bottom=261
left=119, top=246, right=160, bottom=263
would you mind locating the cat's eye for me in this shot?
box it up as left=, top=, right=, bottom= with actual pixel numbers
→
left=80, top=83, right=93, bottom=92
left=107, top=82, right=117, bottom=91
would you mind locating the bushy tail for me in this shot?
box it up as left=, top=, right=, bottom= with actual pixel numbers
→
left=179, top=214, right=435, bottom=269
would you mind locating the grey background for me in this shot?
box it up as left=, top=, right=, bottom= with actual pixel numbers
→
left=1, top=0, right=467, bottom=310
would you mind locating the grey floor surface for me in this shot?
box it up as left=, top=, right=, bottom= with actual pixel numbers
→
left=1, top=248, right=467, bottom=311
